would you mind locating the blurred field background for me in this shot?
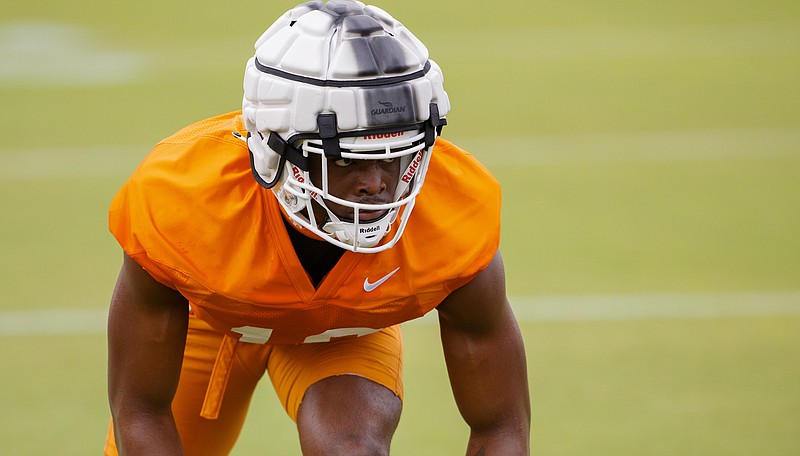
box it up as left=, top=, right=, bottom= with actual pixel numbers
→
left=1, top=0, right=799, bottom=454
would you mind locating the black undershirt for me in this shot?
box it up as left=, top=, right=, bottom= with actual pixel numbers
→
left=283, top=218, right=345, bottom=287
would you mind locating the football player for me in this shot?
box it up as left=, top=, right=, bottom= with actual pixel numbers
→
left=105, top=0, right=530, bottom=454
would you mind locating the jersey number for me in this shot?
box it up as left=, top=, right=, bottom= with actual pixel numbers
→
left=231, top=325, right=380, bottom=344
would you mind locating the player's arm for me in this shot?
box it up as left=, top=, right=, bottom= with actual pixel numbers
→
left=107, top=253, right=189, bottom=455
left=436, top=250, right=531, bottom=455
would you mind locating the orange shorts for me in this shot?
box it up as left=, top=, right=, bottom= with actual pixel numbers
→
left=104, top=313, right=403, bottom=455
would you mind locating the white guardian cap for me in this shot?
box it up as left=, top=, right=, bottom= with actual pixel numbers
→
left=242, top=0, right=449, bottom=252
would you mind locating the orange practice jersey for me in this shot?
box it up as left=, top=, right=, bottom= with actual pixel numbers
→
left=109, top=111, right=501, bottom=344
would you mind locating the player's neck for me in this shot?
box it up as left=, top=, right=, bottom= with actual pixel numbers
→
left=283, top=218, right=345, bottom=288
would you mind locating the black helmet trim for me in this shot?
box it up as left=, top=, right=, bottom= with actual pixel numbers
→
left=254, top=58, right=432, bottom=88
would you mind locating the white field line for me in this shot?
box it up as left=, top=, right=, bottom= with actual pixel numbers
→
left=2, top=291, right=799, bottom=336
left=0, top=21, right=150, bottom=87
left=0, top=145, right=146, bottom=180
left=0, top=309, right=108, bottom=336
left=508, top=291, right=800, bottom=322
left=1, top=127, right=799, bottom=181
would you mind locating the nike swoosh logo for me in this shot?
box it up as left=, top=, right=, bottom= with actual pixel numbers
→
left=363, top=267, right=401, bottom=292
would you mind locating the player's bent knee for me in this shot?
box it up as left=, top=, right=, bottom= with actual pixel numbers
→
left=297, top=375, right=401, bottom=456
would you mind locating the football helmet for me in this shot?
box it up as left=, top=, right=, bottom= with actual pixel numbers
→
left=242, top=0, right=449, bottom=252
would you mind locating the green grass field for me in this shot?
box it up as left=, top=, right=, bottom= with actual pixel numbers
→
left=1, top=0, right=799, bottom=454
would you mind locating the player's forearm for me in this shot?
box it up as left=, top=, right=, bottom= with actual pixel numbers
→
left=112, top=411, right=184, bottom=455
left=448, top=345, right=531, bottom=455
left=440, top=311, right=531, bottom=455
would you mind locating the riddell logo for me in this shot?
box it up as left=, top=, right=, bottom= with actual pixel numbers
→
left=401, top=153, right=423, bottom=183
left=292, top=166, right=317, bottom=198
left=292, top=166, right=305, bottom=183
left=371, top=100, right=407, bottom=116
left=359, top=225, right=382, bottom=234
left=363, top=132, right=404, bottom=140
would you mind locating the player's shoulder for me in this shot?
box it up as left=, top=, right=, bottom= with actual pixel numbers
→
left=430, top=138, right=499, bottom=187
left=157, top=110, right=246, bottom=148
left=109, top=111, right=267, bottom=288
left=116, top=110, right=255, bottom=225
left=132, top=110, right=250, bottom=187
left=426, top=137, right=501, bottom=204
left=431, top=137, right=466, bottom=156
left=431, top=137, right=474, bottom=162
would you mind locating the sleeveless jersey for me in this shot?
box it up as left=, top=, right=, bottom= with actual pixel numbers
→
left=109, top=111, right=501, bottom=344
